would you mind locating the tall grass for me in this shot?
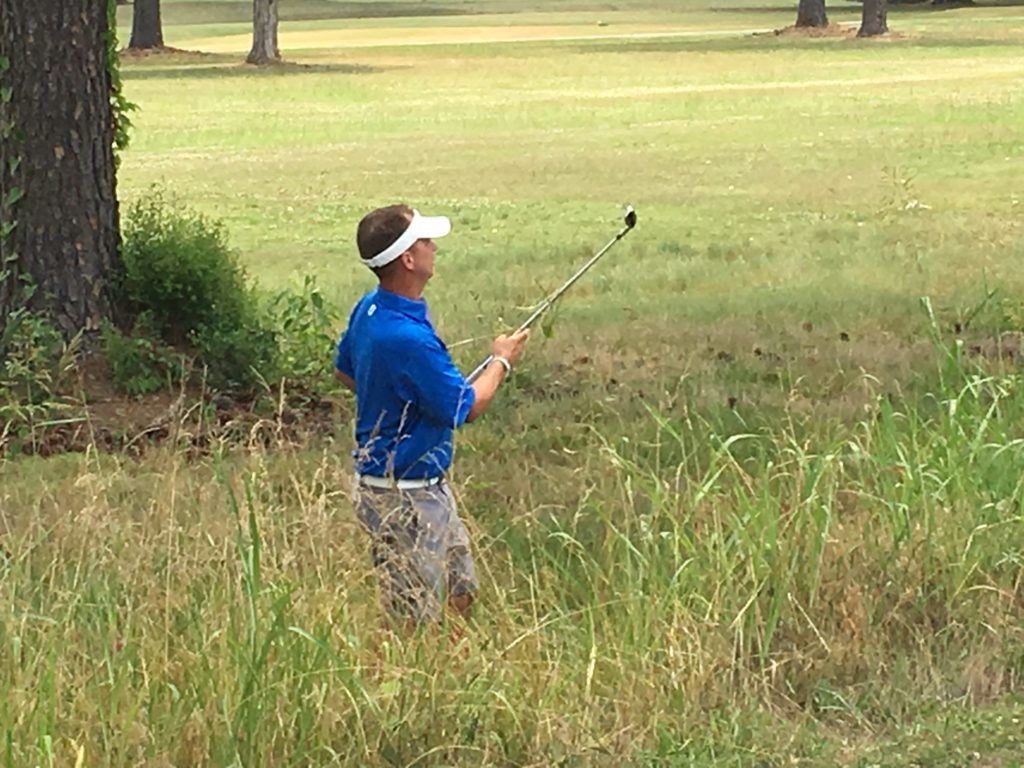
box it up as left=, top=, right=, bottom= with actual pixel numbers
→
left=1, top=336, right=1021, bottom=765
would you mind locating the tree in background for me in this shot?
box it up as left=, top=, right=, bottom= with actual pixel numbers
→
left=858, top=0, right=889, bottom=36
left=247, top=0, right=281, bottom=65
left=796, top=0, right=829, bottom=27
left=0, top=0, right=121, bottom=338
left=129, top=0, right=164, bottom=51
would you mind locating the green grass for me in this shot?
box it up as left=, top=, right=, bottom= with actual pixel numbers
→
left=2, top=1, right=1024, bottom=764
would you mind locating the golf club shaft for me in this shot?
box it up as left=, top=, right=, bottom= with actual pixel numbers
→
left=467, top=222, right=633, bottom=383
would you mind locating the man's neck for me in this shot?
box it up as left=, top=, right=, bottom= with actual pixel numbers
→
left=379, top=276, right=425, bottom=300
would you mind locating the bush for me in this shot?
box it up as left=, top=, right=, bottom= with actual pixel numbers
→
left=100, top=315, right=185, bottom=397
left=0, top=306, right=72, bottom=407
left=120, top=190, right=248, bottom=342
left=119, top=190, right=277, bottom=396
left=193, top=312, right=279, bottom=395
left=0, top=306, right=79, bottom=453
left=263, top=275, right=339, bottom=395
left=118, top=192, right=344, bottom=400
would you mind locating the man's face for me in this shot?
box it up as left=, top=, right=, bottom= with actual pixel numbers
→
left=407, top=237, right=437, bottom=281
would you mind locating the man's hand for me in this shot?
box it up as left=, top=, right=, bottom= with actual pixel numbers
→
left=492, top=329, right=530, bottom=367
left=465, top=329, right=530, bottom=423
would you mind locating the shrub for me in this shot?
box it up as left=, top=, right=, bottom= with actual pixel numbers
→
left=0, top=306, right=72, bottom=406
left=120, top=190, right=248, bottom=342
left=0, top=306, right=79, bottom=453
left=193, top=312, right=279, bottom=396
left=263, top=275, right=339, bottom=395
left=100, top=314, right=185, bottom=397
left=119, top=190, right=277, bottom=396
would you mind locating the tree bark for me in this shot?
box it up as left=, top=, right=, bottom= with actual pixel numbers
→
left=0, top=0, right=121, bottom=339
left=858, top=0, right=889, bottom=36
left=246, top=0, right=280, bottom=65
left=129, top=0, right=164, bottom=50
left=796, top=0, right=829, bottom=28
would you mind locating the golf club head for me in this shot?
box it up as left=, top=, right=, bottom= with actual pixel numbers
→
left=623, top=205, right=637, bottom=230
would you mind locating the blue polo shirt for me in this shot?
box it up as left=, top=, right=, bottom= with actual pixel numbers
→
left=334, top=287, right=476, bottom=479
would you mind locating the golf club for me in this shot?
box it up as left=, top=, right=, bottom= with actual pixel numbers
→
left=467, top=205, right=638, bottom=383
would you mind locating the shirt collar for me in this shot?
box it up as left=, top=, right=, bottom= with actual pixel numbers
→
left=375, top=287, right=430, bottom=324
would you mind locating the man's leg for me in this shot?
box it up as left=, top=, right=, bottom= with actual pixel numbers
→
left=356, top=485, right=442, bottom=624
left=448, top=592, right=474, bottom=620
left=440, top=483, right=478, bottom=622
left=356, top=483, right=474, bottom=627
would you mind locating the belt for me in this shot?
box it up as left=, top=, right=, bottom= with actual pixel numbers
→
left=358, top=474, right=443, bottom=490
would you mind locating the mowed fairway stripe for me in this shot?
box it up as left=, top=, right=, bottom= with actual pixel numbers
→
left=141, top=58, right=1024, bottom=107
left=525, top=63, right=1024, bottom=100
left=178, top=24, right=798, bottom=53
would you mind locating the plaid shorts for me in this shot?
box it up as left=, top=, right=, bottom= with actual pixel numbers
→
left=353, top=480, right=478, bottom=623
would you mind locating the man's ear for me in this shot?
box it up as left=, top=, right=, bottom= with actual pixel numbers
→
left=399, top=250, right=415, bottom=271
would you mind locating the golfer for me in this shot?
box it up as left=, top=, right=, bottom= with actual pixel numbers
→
left=334, top=203, right=529, bottom=624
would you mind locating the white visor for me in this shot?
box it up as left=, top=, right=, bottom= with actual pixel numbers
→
left=362, top=210, right=451, bottom=269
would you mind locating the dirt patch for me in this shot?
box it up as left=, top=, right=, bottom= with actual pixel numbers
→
left=759, top=24, right=912, bottom=41
left=5, top=355, right=348, bottom=460
left=762, top=23, right=858, bottom=38
left=19, top=393, right=346, bottom=460
left=118, top=46, right=214, bottom=59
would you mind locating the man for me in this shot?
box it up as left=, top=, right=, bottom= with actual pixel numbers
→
left=334, top=203, right=529, bottom=625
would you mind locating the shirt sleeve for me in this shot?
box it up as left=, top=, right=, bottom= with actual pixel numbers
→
left=334, top=331, right=354, bottom=378
left=401, top=334, right=476, bottom=428
left=334, top=300, right=363, bottom=378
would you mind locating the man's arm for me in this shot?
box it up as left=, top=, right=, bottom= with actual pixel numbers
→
left=465, top=361, right=505, bottom=423
left=334, top=318, right=356, bottom=392
left=465, top=330, right=529, bottom=423
left=334, top=369, right=356, bottom=392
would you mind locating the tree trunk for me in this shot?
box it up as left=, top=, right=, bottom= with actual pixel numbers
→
left=0, top=0, right=121, bottom=339
left=796, top=0, right=829, bottom=28
left=129, top=0, right=164, bottom=50
left=858, top=0, right=889, bottom=36
left=246, top=0, right=280, bottom=65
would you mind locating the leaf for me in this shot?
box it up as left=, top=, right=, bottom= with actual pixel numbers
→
left=0, top=86, right=12, bottom=103
left=5, top=187, right=23, bottom=207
